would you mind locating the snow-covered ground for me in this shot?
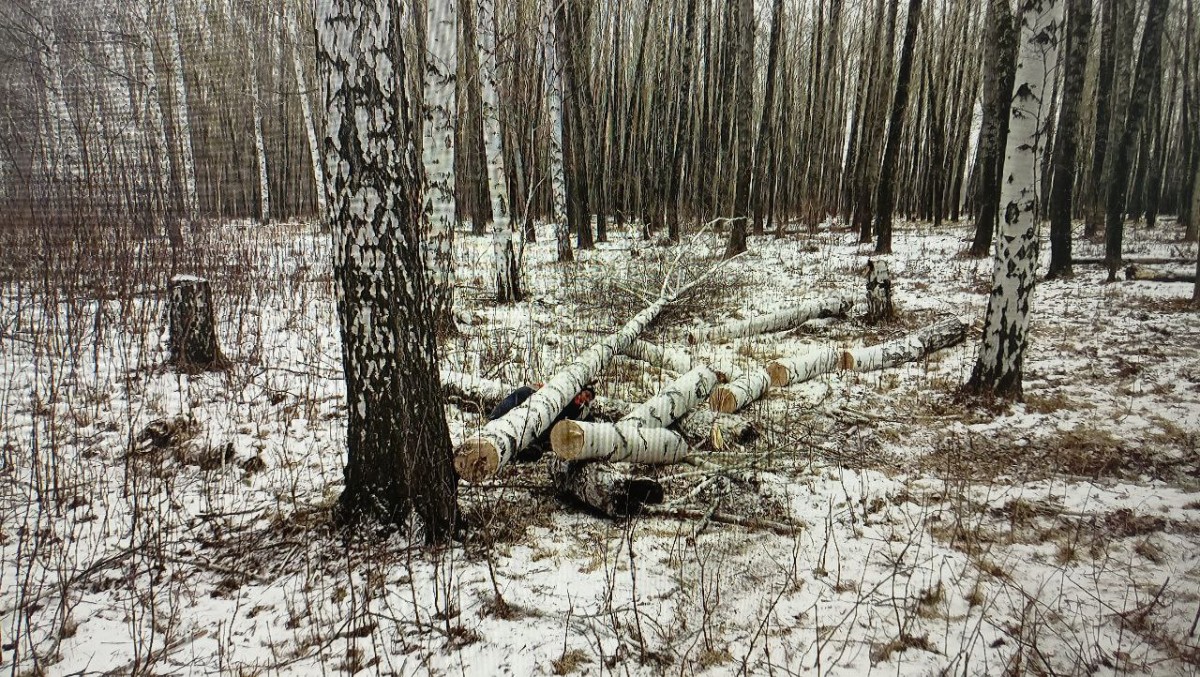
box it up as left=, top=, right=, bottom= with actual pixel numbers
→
left=2, top=218, right=1198, bottom=675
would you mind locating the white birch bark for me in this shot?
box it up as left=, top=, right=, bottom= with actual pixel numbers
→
left=492, top=220, right=521, bottom=301
left=622, top=339, right=694, bottom=373
left=423, top=0, right=457, bottom=312
left=166, top=0, right=199, bottom=217
left=551, top=421, right=688, bottom=464
left=687, top=297, right=852, bottom=344
left=35, top=0, right=81, bottom=193
left=249, top=47, right=270, bottom=224
left=619, top=366, right=719, bottom=427
left=455, top=299, right=667, bottom=482
left=765, top=347, right=840, bottom=387
left=285, top=0, right=327, bottom=220
left=136, top=0, right=173, bottom=214
left=969, top=0, right=1063, bottom=398
left=842, top=316, right=969, bottom=371
left=709, top=368, right=772, bottom=413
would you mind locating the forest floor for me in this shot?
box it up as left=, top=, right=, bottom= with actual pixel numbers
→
left=2, top=217, right=1199, bottom=676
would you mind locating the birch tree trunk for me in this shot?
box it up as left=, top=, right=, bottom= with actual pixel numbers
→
left=248, top=26, right=270, bottom=225
left=422, top=0, right=457, bottom=328
left=548, top=457, right=664, bottom=517
left=317, top=0, right=458, bottom=540
left=968, top=0, right=1017, bottom=257
left=455, top=0, right=492, bottom=234
left=722, top=0, right=754, bottom=258
left=623, top=340, right=693, bottom=373
left=285, top=0, right=326, bottom=222
left=1046, top=0, right=1092, bottom=280
left=35, top=0, right=82, bottom=203
left=166, top=0, right=199, bottom=221
left=709, top=368, right=771, bottom=413
left=967, top=0, right=1063, bottom=399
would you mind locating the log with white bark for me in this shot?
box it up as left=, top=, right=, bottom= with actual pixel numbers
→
left=686, top=297, right=852, bottom=344
left=622, top=339, right=693, bottom=373
left=764, top=347, right=840, bottom=387
left=550, top=366, right=717, bottom=464
left=709, top=368, right=772, bottom=413
left=454, top=299, right=667, bottom=482
left=1123, top=265, right=1196, bottom=283
left=1074, top=257, right=1193, bottom=266
left=865, top=259, right=893, bottom=324
left=839, top=317, right=969, bottom=372
left=548, top=457, right=664, bottom=517
left=550, top=421, right=689, bottom=464
left=441, top=368, right=757, bottom=445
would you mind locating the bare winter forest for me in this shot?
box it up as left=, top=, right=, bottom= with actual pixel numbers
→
left=1, top=0, right=1199, bottom=674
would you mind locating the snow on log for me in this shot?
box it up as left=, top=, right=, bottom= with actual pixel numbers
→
left=709, top=368, right=771, bottom=413
left=839, top=317, right=969, bottom=372
left=550, top=421, right=689, bottom=464
left=622, top=339, right=693, bottom=372
left=865, top=259, right=893, bottom=324
left=1124, top=265, right=1196, bottom=283
left=765, top=347, right=840, bottom=387
left=548, top=457, right=664, bottom=517
left=685, top=297, right=852, bottom=344
left=621, top=366, right=719, bottom=427
left=454, top=299, right=667, bottom=482
left=168, top=276, right=227, bottom=371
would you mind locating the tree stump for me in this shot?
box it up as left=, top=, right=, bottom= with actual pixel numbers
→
left=168, top=276, right=227, bottom=371
left=865, top=259, right=893, bottom=324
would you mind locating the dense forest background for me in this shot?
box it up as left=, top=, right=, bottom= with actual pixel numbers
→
left=1, top=0, right=1196, bottom=250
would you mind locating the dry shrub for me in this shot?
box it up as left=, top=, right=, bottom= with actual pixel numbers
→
left=552, top=648, right=591, bottom=675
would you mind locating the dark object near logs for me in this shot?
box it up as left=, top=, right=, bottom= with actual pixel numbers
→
left=487, top=384, right=595, bottom=462
left=548, top=457, right=664, bottom=517
left=168, top=276, right=227, bottom=371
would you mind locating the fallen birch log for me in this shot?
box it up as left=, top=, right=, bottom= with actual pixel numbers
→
left=454, top=299, right=667, bottom=483
left=641, top=505, right=803, bottom=535
left=441, top=368, right=757, bottom=445
left=764, top=347, right=840, bottom=387
left=551, top=421, right=689, bottom=464
left=1124, top=265, right=1196, bottom=283
left=622, top=340, right=693, bottom=373
left=839, top=317, right=969, bottom=372
left=709, top=368, right=772, bottom=413
left=551, top=366, right=718, bottom=463
left=686, top=297, right=852, bottom=345
left=548, top=457, right=664, bottom=517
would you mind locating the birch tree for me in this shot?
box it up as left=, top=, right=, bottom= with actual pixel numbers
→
left=967, top=0, right=1063, bottom=399
left=316, top=0, right=458, bottom=539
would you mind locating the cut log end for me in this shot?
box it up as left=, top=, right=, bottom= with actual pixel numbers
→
left=765, top=361, right=789, bottom=387
left=709, top=387, right=738, bottom=414
left=453, top=438, right=500, bottom=483
left=549, top=420, right=587, bottom=460
left=838, top=351, right=855, bottom=371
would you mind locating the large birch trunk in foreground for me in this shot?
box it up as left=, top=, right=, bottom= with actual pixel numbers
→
left=967, top=0, right=1062, bottom=399
left=687, top=297, right=851, bottom=344
left=318, top=0, right=458, bottom=539
left=455, top=299, right=667, bottom=482
left=841, top=316, right=969, bottom=371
